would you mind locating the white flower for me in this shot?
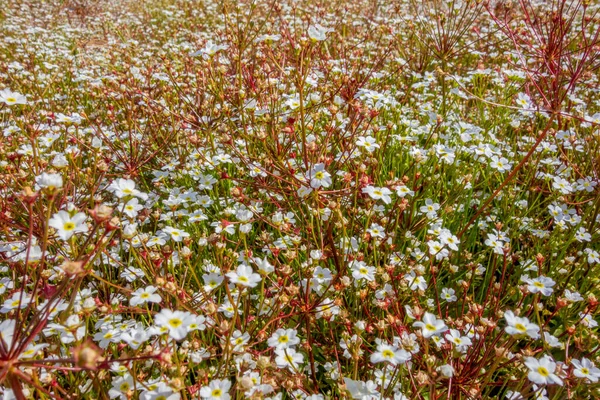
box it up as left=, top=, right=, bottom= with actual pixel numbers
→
left=356, top=136, right=380, bottom=153
left=395, top=185, right=414, bottom=198
left=308, top=163, right=332, bottom=189
left=35, top=172, right=63, bottom=192
left=199, top=379, right=231, bottom=400
left=572, top=358, right=600, bottom=383
left=1, top=292, right=32, bottom=313
left=154, top=309, right=194, bottom=341
left=440, top=288, right=457, bottom=302
left=580, top=312, right=598, bottom=328
left=405, top=271, right=427, bottom=291
left=445, top=329, right=472, bottom=351
left=130, top=286, right=162, bottom=306
left=162, top=226, right=190, bottom=242
left=226, top=264, right=261, bottom=288
left=524, top=276, right=555, bottom=296
left=524, top=355, right=563, bottom=386
left=275, top=348, right=304, bottom=371
left=350, top=260, right=376, bottom=282
left=370, top=342, right=410, bottom=365
left=366, top=223, right=386, bottom=239
left=254, top=257, right=274, bottom=274
left=308, top=24, right=333, bottom=41
left=362, top=186, right=392, bottom=204
left=109, top=374, right=135, bottom=399
left=504, top=310, right=540, bottom=339
left=343, top=377, right=380, bottom=400
left=267, top=328, right=300, bottom=350
left=0, top=89, right=27, bottom=105
left=122, top=198, right=144, bottom=218
left=413, top=312, right=447, bottom=338
left=48, top=211, right=88, bottom=240
left=107, top=178, right=148, bottom=200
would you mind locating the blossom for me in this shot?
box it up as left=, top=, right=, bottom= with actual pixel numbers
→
left=154, top=309, right=194, bottom=341
left=440, top=288, right=457, bottom=302
left=362, top=186, right=392, bottom=204
left=445, top=329, right=472, bottom=351
left=107, top=178, right=148, bottom=200
left=200, top=379, right=231, bottom=400
left=35, top=172, right=63, bottom=192
left=267, top=328, right=300, bottom=350
left=524, top=276, right=555, bottom=296
left=48, top=211, right=88, bottom=240
left=308, top=24, right=333, bottom=41
left=413, top=312, right=447, bottom=338
left=571, top=358, right=600, bottom=383
left=524, top=355, right=563, bottom=386
left=130, top=286, right=162, bottom=306
left=274, top=348, right=304, bottom=371
left=162, top=226, right=190, bottom=242
left=226, top=264, right=261, bottom=288
left=356, top=136, right=380, bottom=153
left=370, top=342, right=410, bottom=365
left=307, top=163, right=332, bottom=189
left=122, top=198, right=144, bottom=218
left=504, top=311, right=539, bottom=339
left=366, top=223, right=386, bottom=239
left=0, top=89, right=27, bottom=105
left=109, top=374, right=135, bottom=399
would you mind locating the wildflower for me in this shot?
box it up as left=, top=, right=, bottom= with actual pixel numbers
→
left=122, top=198, right=144, bottom=218
left=1, top=292, right=32, bottom=313
left=0, top=89, right=27, bottom=105
left=343, top=377, right=380, bottom=400
left=230, top=330, right=250, bottom=352
left=413, top=312, right=447, bottom=338
left=268, top=328, right=300, bottom=350
left=504, top=311, right=540, bottom=339
left=395, top=185, right=414, bottom=197
left=109, top=374, right=136, bottom=399
left=362, top=186, right=392, bottom=204
left=254, top=257, right=274, bottom=274
left=130, top=286, right=162, bottom=306
left=445, top=329, right=472, bottom=351
left=350, top=260, right=376, bottom=282
left=366, top=223, right=386, bottom=239
left=552, top=176, right=574, bottom=194
left=571, top=358, right=600, bottom=383
left=226, top=264, right=261, bottom=288
left=524, top=276, right=555, bottom=296
left=162, top=226, right=190, bottom=242
left=420, top=199, right=440, bottom=219
left=274, top=348, right=304, bottom=371
left=405, top=271, right=427, bottom=291
left=370, top=342, right=410, bottom=365
left=48, top=210, right=88, bottom=240
left=308, top=24, right=333, bottom=41
left=490, top=156, right=512, bottom=172
left=579, top=312, right=598, bottom=328
left=440, top=288, right=457, bottom=302
left=107, top=178, right=148, bottom=200
left=35, top=172, right=63, bottom=192
left=200, top=379, right=231, bottom=400
left=308, top=163, right=332, bottom=189
left=154, top=309, right=194, bottom=341
left=356, top=136, right=380, bottom=153
left=524, top=355, right=563, bottom=386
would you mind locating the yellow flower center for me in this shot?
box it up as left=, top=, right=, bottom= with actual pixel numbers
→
left=63, top=222, right=75, bottom=231
left=537, top=367, right=549, bottom=377
left=168, top=318, right=182, bottom=328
